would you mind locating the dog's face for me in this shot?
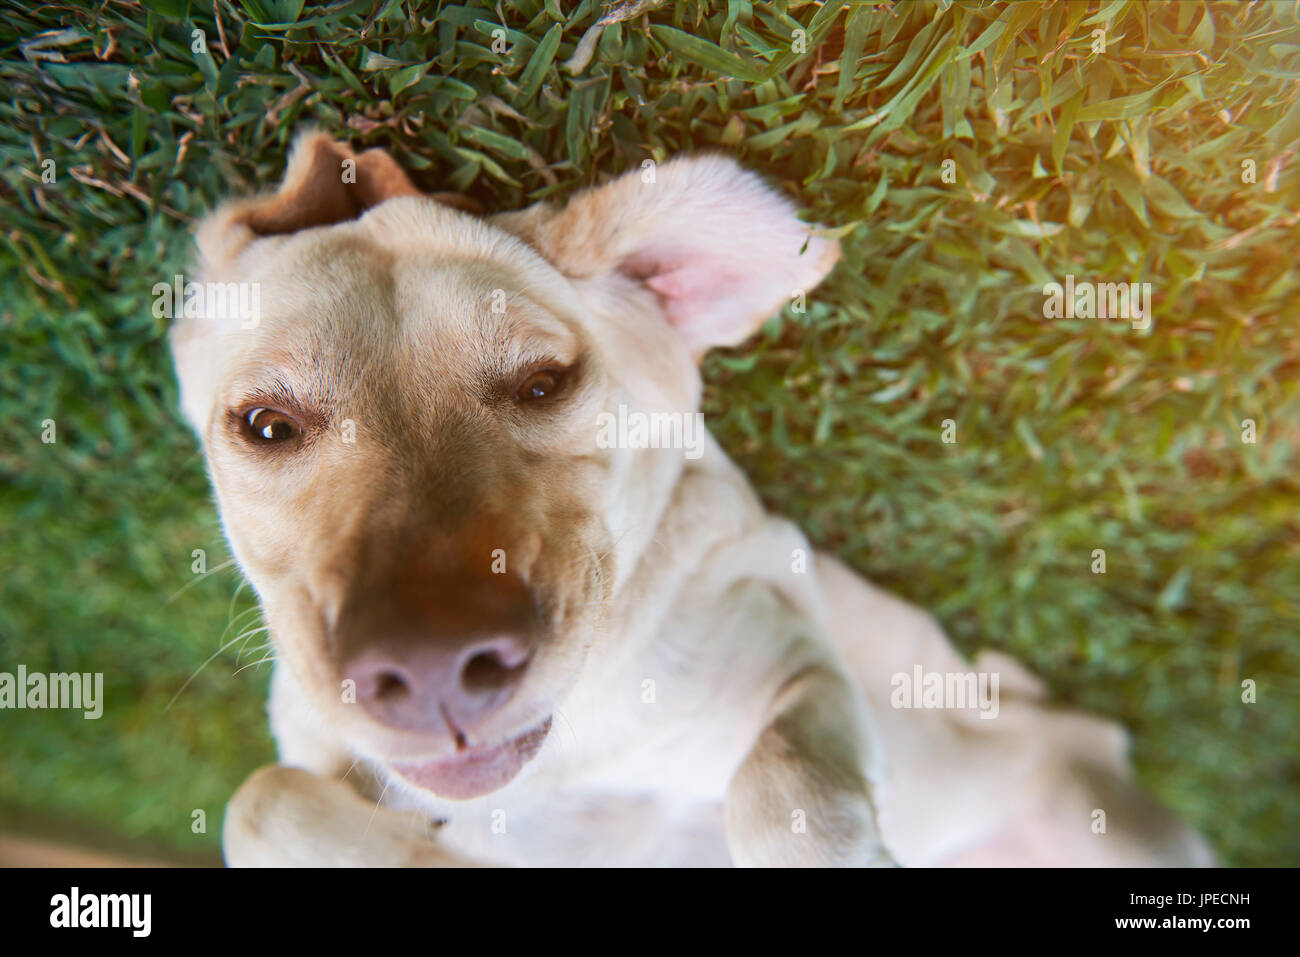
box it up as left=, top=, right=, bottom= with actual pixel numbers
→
left=172, top=133, right=838, bottom=799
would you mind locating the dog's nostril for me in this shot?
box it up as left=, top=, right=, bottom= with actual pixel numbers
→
left=461, top=648, right=526, bottom=694
left=374, top=670, right=410, bottom=702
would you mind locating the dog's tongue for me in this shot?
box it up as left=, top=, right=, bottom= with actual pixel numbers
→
left=393, top=720, right=550, bottom=800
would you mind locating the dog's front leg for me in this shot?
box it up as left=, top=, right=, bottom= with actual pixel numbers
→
left=223, top=765, right=485, bottom=867
left=724, top=666, right=893, bottom=867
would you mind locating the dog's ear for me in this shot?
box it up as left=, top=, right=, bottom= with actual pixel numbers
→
left=492, top=154, right=839, bottom=358
left=197, top=129, right=479, bottom=270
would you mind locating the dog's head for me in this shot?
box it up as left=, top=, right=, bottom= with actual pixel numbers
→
left=172, top=131, right=839, bottom=799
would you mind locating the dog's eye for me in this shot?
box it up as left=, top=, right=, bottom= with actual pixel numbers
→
left=515, top=368, right=567, bottom=403
left=242, top=407, right=300, bottom=442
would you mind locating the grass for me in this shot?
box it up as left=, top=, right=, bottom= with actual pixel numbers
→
left=1, top=0, right=1297, bottom=865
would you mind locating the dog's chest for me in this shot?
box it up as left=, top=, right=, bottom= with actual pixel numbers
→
left=385, top=652, right=778, bottom=866
left=429, top=788, right=732, bottom=866
left=390, top=691, right=762, bottom=865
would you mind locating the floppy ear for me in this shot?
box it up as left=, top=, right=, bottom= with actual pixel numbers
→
left=197, top=129, right=479, bottom=270
left=176, top=130, right=478, bottom=433
left=491, top=154, right=840, bottom=357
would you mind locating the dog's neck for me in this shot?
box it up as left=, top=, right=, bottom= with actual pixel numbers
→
left=584, top=427, right=832, bottom=697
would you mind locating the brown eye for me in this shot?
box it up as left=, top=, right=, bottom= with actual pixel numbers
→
left=515, top=368, right=566, bottom=403
left=243, top=407, right=299, bottom=442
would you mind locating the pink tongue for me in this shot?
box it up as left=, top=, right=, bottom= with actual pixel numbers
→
left=394, top=720, right=550, bottom=800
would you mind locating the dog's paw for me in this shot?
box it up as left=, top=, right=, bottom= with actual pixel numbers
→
left=726, top=779, right=895, bottom=867
left=223, top=764, right=474, bottom=867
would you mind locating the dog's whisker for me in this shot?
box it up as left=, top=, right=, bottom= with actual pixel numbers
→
left=215, top=606, right=265, bottom=653
left=237, top=641, right=274, bottom=664
left=226, top=574, right=252, bottom=625
left=165, top=586, right=272, bottom=710
left=164, top=556, right=239, bottom=605
left=164, top=628, right=263, bottom=712
left=364, top=778, right=392, bottom=836
left=232, top=653, right=279, bottom=676
left=233, top=627, right=271, bottom=660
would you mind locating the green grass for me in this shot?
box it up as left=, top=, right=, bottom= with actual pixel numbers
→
left=1, top=0, right=1297, bottom=865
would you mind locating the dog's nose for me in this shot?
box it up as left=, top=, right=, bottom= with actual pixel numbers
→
left=334, top=542, right=538, bottom=735
left=344, top=631, right=533, bottom=734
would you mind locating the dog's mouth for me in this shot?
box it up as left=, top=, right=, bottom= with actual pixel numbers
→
left=390, top=717, right=552, bottom=800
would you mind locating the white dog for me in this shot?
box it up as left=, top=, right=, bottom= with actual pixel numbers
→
left=171, top=131, right=1213, bottom=867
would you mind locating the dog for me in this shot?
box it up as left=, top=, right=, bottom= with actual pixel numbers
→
left=171, top=131, right=1213, bottom=866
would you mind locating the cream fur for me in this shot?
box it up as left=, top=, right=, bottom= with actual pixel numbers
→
left=173, top=132, right=1212, bottom=867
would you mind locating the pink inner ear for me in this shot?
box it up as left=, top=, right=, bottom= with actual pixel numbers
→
left=622, top=248, right=743, bottom=333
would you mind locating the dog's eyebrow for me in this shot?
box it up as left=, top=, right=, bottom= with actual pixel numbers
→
left=509, top=301, right=582, bottom=357
left=227, top=378, right=307, bottom=415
